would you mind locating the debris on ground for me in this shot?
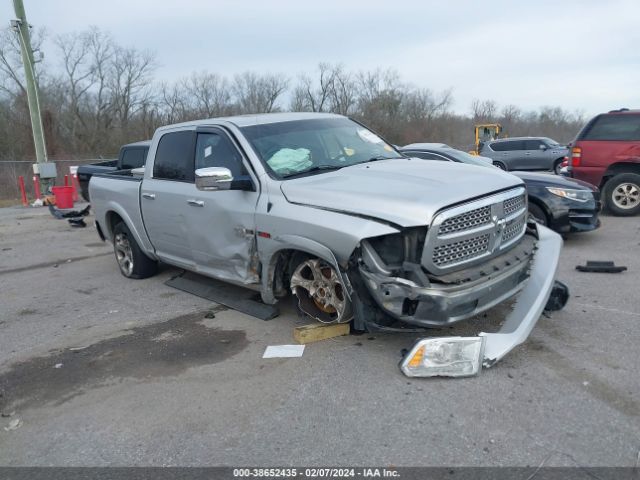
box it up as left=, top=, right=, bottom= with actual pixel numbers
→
left=4, top=418, right=22, bottom=431
left=54, top=363, right=63, bottom=369
left=1, top=411, right=15, bottom=418
left=263, top=345, right=305, bottom=358
left=68, top=218, right=87, bottom=228
left=48, top=204, right=91, bottom=228
left=576, top=261, right=627, bottom=273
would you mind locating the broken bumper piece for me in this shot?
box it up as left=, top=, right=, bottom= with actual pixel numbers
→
left=401, top=225, right=564, bottom=378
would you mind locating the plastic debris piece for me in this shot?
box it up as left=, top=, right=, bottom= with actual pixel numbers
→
left=263, top=345, right=305, bottom=358
left=4, top=418, right=22, bottom=431
left=576, top=261, right=627, bottom=273
left=54, top=363, right=63, bottom=369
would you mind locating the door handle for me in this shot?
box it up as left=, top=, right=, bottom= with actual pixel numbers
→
left=524, top=152, right=531, bottom=156
left=142, top=193, right=156, bottom=200
left=187, top=199, right=204, bottom=207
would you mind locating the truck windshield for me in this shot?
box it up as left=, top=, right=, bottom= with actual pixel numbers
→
left=241, top=118, right=401, bottom=179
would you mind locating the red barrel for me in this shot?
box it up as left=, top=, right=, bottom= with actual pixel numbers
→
left=51, top=186, right=74, bottom=209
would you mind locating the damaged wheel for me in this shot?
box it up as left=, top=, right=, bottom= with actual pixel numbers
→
left=112, top=222, right=157, bottom=279
left=290, top=257, right=352, bottom=324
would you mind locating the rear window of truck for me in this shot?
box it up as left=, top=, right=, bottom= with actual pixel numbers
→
left=581, top=114, right=640, bottom=141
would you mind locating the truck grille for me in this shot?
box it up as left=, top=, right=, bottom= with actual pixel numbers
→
left=438, top=205, right=491, bottom=235
left=421, top=188, right=528, bottom=274
left=433, top=234, right=491, bottom=267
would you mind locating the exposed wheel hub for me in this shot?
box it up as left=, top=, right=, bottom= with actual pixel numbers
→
left=290, top=258, right=351, bottom=323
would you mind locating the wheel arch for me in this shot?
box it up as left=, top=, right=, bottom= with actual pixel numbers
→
left=101, top=204, right=157, bottom=260
left=259, top=235, right=351, bottom=305
left=601, top=162, right=640, bottom=188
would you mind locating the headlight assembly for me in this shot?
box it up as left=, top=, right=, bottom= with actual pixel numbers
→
left=546, top=187, right=592, bottom=203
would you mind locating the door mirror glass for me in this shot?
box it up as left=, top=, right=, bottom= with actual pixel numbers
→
left=195, top=167, right=233, bottom=191
left=539, top=144, right=548, bottom=151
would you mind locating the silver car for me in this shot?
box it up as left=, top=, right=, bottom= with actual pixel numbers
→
left=479, top=137, right=568, bottom=174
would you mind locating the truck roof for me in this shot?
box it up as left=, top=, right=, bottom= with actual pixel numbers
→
left=122, top=140, right=152, bottom=148
left=156, top=112, right=344, bottom=132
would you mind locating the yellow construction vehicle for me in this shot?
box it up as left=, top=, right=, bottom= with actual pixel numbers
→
left=470, top=123, right=502, bottom=155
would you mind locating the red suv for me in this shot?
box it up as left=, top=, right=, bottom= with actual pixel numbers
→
left=569, top=108, right=640, bottom=215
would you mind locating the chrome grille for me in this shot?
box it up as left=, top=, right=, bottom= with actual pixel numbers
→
left=502, top=216, right=526, bottom=244
left=432, top=234, right=491, bottom=266
left=438, top=205, right=491, bottom=235
left=503, top=195, right=526, bottom=216
left=422, top=187, right=528, bottom=274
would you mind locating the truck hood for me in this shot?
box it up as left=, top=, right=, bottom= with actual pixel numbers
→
left=279, top=159, right=523, bottom=227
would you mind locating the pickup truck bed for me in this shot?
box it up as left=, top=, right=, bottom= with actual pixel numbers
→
left=78, top=141, right=150, bottom=201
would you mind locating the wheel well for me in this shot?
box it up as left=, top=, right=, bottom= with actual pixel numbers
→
left=268, top=249, right=310, bottom=298
left=105, top=211, right=124, bottom=238
left=528, top=197, right=550, bottom=222
left=601, top=162, right=640, bottom=188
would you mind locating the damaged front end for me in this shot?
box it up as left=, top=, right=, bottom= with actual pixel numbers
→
left=347, top=187, right=568, bottom=377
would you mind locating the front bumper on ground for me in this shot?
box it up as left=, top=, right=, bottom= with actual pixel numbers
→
left=385, top=225, right=563, bottom=376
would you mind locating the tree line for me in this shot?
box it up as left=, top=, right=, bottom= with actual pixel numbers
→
left=0, top=26, right=586, bottom=161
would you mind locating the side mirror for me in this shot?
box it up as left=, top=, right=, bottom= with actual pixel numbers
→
left=195, top=167, right=233, bottom=191
left=539, top=144, right=548, bottom=151
left=131, top=167, right=145, bottom=177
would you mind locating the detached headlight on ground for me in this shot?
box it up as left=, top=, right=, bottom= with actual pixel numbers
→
left=546, top=187, right=591, bottom=202
left=400, top=337, right=485, bottom=378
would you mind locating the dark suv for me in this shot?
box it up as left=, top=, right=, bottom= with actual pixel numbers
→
left=479, top=137, right=568, bottom=174
left=569, top=108, right=640, bottom=216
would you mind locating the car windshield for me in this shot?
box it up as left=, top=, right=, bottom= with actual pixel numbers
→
left=240, top=117, right=401, bottom=179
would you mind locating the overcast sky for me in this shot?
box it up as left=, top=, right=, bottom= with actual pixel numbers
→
left=2, top=0, right=638, bottom=115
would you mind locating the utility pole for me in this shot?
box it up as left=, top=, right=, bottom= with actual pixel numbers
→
left=11, top=0, right=55, bottom=193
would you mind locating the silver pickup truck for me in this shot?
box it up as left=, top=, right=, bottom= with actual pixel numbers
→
left=90, top=112, right=567, bottom=377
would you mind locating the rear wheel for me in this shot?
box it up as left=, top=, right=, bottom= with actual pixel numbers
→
left=112, top=222, right=157, bottom=279
left=493, top=161, right=507, bottom=171
left=528, top=203, right=548, bottom=226
left=604, top=173, right=640, bottom=216
left=290, top=257, right=352, bottom=324
left=553, top=159, right=563, bottom=175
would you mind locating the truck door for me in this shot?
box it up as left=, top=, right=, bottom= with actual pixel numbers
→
left=141, top=130, right=197, bottom=269
left=186, top=127, right=260, bottom=284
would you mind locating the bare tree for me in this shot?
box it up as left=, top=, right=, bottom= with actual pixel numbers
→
left=233, top=72, right=288, bottom=113
left=183, top=71, right=232, bottom=117
left=109, top=45, right=156, bottom=128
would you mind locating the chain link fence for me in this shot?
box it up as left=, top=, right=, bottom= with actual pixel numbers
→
left=0, top=159, right=114, bottom=202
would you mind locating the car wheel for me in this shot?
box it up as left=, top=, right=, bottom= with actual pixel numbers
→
left=528, top=203, right=548, bottom=226
left=553, top=159, right=563, bottom=175
left=112, top=222, right=158, bottom=278
left=604, top=173, right=640, bottom=216
left=290, top=256, right=352, bottom=324
left=493, top=161, right=508, bottom=171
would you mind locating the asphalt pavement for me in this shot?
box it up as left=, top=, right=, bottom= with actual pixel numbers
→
left=0, top=204, right=638, bottom=466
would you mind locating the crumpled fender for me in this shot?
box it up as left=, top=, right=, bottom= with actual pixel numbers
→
left=259, top=234, right=352, bottom=305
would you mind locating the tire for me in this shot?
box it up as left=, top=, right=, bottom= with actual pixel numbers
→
left=553, top=159, right=563, bottom=175
left=493, top=161, right=508, bottom=171
left=112, top=222, right=157, bottom=279
left=528, top=203, right=548, bottom=226
left=603, top=173, right=640, bottom=216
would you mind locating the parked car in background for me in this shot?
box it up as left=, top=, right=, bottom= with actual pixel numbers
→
left=399, top=144, right=601, bottom=234
left=77, top=141, right=150, bottom=201
left=89, top=113, right=567, bottom=374
left=568, top=108, right=640, bottom=216
left=479, top=137, right=568, bottom=174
